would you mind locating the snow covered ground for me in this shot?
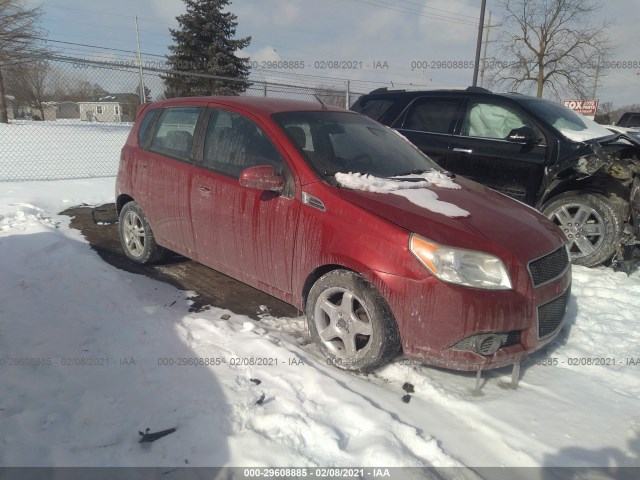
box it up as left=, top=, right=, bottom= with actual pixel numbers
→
left=0, top=120, right=131, bottom=181
left=1, top=177, right=639, bottom=473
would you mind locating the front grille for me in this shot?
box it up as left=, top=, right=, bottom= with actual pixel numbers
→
left=538, top=289, right=570, bottom=339
left=529, top=246, right=569, bottom=287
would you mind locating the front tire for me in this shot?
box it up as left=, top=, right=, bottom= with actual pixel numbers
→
left=118, top=202, right=167, bottom=264
left=306, top=270, right=401, bottom=372
left=541, top=192, right=624, bottom=267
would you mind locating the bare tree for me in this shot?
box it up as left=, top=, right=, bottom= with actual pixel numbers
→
left=6, top=60, right=49, bottom=119
left=0, top=0, right=46, bottom=122
left=489, top=0, right=611, bottom=99
left=48, top=66, right=77, bottom=102
left=594, top=100, right=613, bottom=124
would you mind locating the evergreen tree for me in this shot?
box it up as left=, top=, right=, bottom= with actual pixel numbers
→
left=135, top=84, right=152, bottom=102
left=164, top=0, right=251, bottom=97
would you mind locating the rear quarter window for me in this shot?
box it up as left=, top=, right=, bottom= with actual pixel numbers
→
left=137, top=108, right=160, bottom=146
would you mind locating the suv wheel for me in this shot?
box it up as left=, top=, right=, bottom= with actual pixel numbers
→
left=541, top=192, right=624, bottom=267
left=306, top=270, right=401, bottom=372
left=118, top=202, right=167, bottom=264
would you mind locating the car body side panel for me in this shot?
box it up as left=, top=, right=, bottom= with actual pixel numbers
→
left=289, top=182, right=413, bottom=310
left=190, top=167, right=301, bottom=300
left=444, top=136, right=546, bottom=204
left=136, top=150, right=194, bottom=255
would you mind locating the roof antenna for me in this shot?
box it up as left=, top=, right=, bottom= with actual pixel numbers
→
left=314, top=94, right=328, bottom=110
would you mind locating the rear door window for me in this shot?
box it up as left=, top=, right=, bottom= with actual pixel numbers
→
left=403, top=97, right=461, bottom=134
left=149, top=107, right=202, bottom=161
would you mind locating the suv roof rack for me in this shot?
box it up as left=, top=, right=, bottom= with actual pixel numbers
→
left=368, top=87, right=406, bottom=94
left=369, top=86, right=493, bottom=95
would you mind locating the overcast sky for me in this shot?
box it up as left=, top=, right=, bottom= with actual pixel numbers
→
left=25, top=0, right=640, bottom=107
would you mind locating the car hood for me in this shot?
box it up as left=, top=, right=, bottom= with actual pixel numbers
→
left=335, top=176, right=566, bottom=265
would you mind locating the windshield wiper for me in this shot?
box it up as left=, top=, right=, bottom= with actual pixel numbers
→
left=394, top=168, right=431, bottom=176
left=391, top=168, right=456, bottom=180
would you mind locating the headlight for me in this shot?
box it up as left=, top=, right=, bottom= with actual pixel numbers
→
left=409, top=234, right=512, bottom=290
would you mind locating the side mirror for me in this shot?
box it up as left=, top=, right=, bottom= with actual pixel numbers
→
left=507, top=126, right=542, bottom=144
left=239, top=165, right=284, bottom=193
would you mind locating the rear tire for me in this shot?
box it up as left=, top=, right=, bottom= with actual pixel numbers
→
left=118, top=202, right=167, bottom=264
left=541, top=192, right=624, bottom=267
left=306, top=270, right=401, bottom=372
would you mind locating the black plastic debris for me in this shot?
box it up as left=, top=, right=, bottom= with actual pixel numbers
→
left=402, top=382, right=415, bottom=393
left=256, top=394, right=265, bottom=405
left=138, top=427, right=177, bottom=443
left=402, top=394, right=411, bottom=404
left=91, top=209, right=118, bottom=225
left=250, top=378, right=262, bottom=385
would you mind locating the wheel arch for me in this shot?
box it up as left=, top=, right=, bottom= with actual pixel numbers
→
left=116, top=194, right=135, bottom=215
left=300, top=257, right=395, bottom=309
left=538, top=175, right=630, bottom=213
left=301, top=264, right=359, bottom=311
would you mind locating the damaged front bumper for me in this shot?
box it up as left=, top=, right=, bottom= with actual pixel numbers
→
left=614, top=176, right=640, bottom=273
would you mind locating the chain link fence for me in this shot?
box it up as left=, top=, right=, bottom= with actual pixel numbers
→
left=0, top=55, right=363, bottom=181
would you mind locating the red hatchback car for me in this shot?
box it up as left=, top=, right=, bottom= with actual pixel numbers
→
left=116, top=97, right=571, bottom=373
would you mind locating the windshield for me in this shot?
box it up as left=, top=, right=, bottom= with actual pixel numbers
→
left=273, top=111, right=441, bottom=179
left=521, top=98, right=614, bottom=142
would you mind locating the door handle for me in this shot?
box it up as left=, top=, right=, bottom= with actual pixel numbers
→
left=198, top=185, right=212, bottom=194
left=453, top=148, right=473, bottom=154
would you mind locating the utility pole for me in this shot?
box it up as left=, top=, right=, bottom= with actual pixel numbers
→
left=472, top=0, right=487, bottom=87
left=345, top=80, right=351, bottom=109
left=479, top=11, right=492, bottom=88
left=592, top=54, right=601, bottom=99
left=135, top=16, right=146, bottom=104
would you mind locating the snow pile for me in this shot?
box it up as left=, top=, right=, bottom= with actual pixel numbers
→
left=0, top=178, right=639, bottom=469
left=335, top=172, right=469, bottom=218
left=0, top=203, right=59, bottom=232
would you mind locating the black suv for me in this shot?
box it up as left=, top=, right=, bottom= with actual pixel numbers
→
left=351, top=87, right=640, bottom=268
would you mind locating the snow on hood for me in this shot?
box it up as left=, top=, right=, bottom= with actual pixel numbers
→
left=335, top=172, right=470, bottom=218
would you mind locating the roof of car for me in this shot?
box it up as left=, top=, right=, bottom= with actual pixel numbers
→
left=360, top=87, right=538, bottom=103
left=148, top=96, right=348, bottom=115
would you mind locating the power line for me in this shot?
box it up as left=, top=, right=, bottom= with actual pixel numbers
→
left=394, top=0, right=480, bottom=20
left=348, top=0, right=478, bottom=26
